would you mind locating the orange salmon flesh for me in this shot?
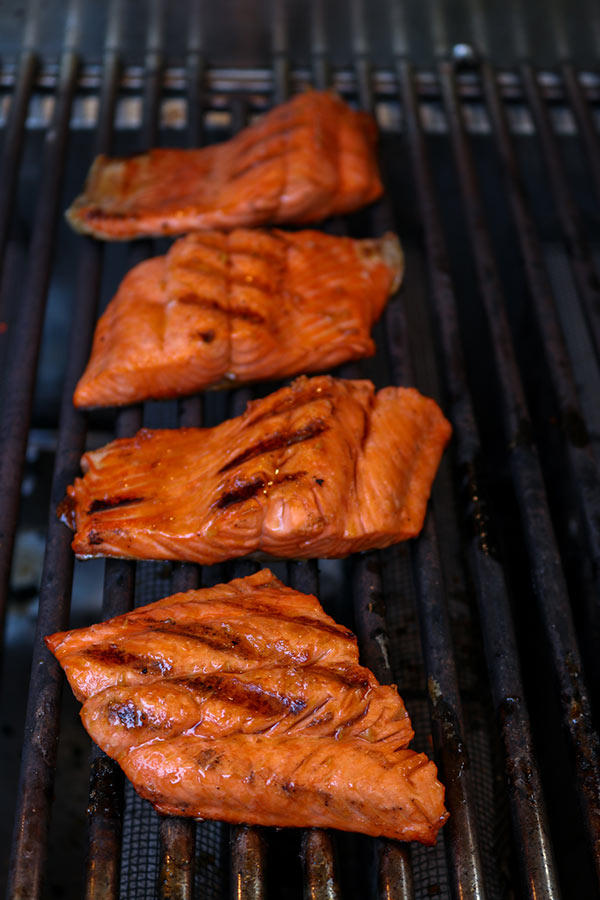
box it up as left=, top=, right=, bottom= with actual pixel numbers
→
left=66, top=92, right=383, bottom=240
left=45, top=569, right=448, bottom=843
left=61, top=375, right=452, bottom=564
left=73, top=229, right=403, bottom=408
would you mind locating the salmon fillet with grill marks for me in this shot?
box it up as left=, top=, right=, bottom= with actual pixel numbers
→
left=73, top=229, right=403, bottom=408
left=66, top=92, right=383, bottom=240
left=60, top=375, right=452, bottom=563
left=45, top=569, right=448, bottom=844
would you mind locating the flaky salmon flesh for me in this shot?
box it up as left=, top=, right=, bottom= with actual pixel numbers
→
left=61, top=375, right=452, bottom=563
left=66, top=92, right=383, bottom=240
left=45, top=569, right=448, bottom=843
left=73, top=229, right=403, bottom=408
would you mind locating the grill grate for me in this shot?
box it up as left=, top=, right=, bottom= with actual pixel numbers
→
left=2, top=1, right=600, bottom=898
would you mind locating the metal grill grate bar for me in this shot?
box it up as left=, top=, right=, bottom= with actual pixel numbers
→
left=396, top=57, right=562, bottom=900
left=287, top=562, right=342, bottom=900
left=5, top=38, right=121, bottom=900
left=479, top=58, right=600, bottom=628
left=310, top=0, right=330, bottom=97
left=155, top=501, right=201, bottom=894
left=3, top=61, right=81, bottom=900
left=300, top=828, right=340, bottom=900
left=220, top=90, right=268, bottom=894
left=410, top=522, right=485, bottom=899
left=0, top=47, right=78, bottom=648
left=439, top=59, right=600, bottom=884
left=353, top=46, right=486, bottom=896
left=158, top=818, right=196, bottom=900
left=155, top=37, right=206, bottom=900
left=83, top=7, right=164, bottom=891
left=520, top=63, right=600, bottom=369
left=374, top=228, right=486, bottom=900
left=336, top=35, right=419, bottom=897
left=331, top=178, right=416, bottom=900
left=85, top=559, right=136, bottom=900
left=83, top=462, right=140, bottom=900
left=352, top=557, right=415, bottom=900
left=560, top=62, right=600, bottom=204
left=270, top=13, right=347, bottom=887
left=0, top=48, right=37, bottom=261
left=230, top=825, right=267, bottom=900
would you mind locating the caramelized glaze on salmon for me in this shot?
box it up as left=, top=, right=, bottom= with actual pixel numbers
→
left=45, top=570, right=448, bottom=843
left=73, top=229, right=403, bottom=408
left=66, top=92, right=383, bottom=240
left=61, top=375, right=452, bottom=563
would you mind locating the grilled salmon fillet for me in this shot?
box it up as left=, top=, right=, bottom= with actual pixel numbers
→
left=66, top=92, right=383, bottom=240
left=60, top=375, right=452, bottom=563
left=45, top=569, right=448, bottom=843
left=73, top=229, right=403, bottom=408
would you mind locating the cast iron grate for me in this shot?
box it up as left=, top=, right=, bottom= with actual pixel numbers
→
left=1, top=1, right=600, bottom=899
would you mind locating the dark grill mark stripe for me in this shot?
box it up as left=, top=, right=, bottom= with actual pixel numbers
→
left=214, top=471, right=307, bottom=510
left=229, top=123, right=297, bottom=177
left=182, top=233, right=288, bottom=268
left=176, top=292, right=265, bottom=324
left=175, top=673, right=308, bottom=718
left=131, top=599, right=355, bottom=643
left=215, top=477, right=264, bottom=509
left=175, top=258, right=221, bottom=280
left=249, top=609, right=352, bottom=642
left=85, top=646, right=169, bottom=675
left=230, top=246, right=287, bottom=267
left=303, top=665, right=371, bottom=689
left=228, top=305, right=266, bottom=324
left=246, top=385, right=334, bottom=427
left=175, top=256, right=280, bottom=298
left=145, top=623, right=254, bottom=656
left=229, top=145, right=288, bottom=182
left=218, top=420, right=327, bottom=473
left=84, top=207, right=132, bottom=221
left=88, top=496, right=144, bottom=514
left=176, top=293, right=224, bottom=308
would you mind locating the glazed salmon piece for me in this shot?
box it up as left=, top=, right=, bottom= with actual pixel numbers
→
left=60, top=376, right=452, bottom=563
left=73, top=229, right=403, bottom=408
left=45, top=571, right=448, bottom=844
left=66, top=92, right=383, bottom=240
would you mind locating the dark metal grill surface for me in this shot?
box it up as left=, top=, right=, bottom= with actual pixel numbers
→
left=1, top=1, right=600, bottom=899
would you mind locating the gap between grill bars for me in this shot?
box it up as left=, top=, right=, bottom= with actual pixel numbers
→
left=2, top=2, right=600, bottom=899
